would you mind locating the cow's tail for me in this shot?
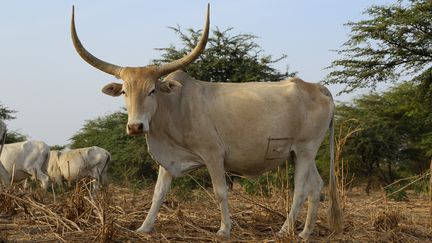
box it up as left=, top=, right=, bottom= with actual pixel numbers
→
left=327, top=117, right=343, bottom=233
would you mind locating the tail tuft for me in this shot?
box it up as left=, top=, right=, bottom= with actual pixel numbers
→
left=328, top=117, right=344, bottom=233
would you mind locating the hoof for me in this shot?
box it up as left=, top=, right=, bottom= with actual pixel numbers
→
left=277, top=227, right=295, bottom=238
left=135, top=226, right=153, bottom=233
left=216, top=228, right=230, bottom=238
left=299, top=231, right=311, bottom=240
left=277, top=229, right=286, bottom=236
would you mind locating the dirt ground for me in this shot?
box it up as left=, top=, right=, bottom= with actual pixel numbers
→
left=0, top=182, right=431, bottom=242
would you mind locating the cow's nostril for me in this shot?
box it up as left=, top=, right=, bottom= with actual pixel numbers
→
left=128, top=123, right=144, bottom=134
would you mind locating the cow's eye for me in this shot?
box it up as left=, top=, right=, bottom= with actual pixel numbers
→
left=121, top=90, right=127, bottom=97
left=148, top=89, right=156, bottom=96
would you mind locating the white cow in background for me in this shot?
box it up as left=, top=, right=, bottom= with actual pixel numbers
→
left=0, top=120, right=11, bottom=185
left=0, top=140, right=50, bottom=189
left=47, top=146, right=111, bottom=191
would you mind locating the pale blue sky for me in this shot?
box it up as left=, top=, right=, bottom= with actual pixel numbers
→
left=1, top=0, right=393, bottom=146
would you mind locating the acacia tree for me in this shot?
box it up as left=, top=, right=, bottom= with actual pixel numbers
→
left=324, top=0, right=432, bottom=95
left=153, top=26, right=295, bottom=82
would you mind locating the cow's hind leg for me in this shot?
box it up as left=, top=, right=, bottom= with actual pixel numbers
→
left=99, top=167, right=108, bottom=188
left=279, top=143, right=323, bottom=239
left=299, top=164, right=323, bottom=239
left=91, top=167, right=103, bottom=193
left=206, top=157, right=231, bottom=238
left=136, top=166, right=172, bottom=233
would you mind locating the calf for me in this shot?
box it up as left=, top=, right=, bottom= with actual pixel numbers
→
left=47, top=146, right=110, bottom=191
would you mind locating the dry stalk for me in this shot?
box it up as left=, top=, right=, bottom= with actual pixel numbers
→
left=10, top=162, right=16, bottom=186
left=372, top=171, right=430, bottom=204
left=334, top=118, right=362, bottom=208
left=373, top=210, right=404, bottom=231
left=187, top=174, right=216, bottom=203
left=1, top=191, right=82, bottom=232
left=51, top=183, right=56, bottom=203
left=232, top=190, right=286, bottom=220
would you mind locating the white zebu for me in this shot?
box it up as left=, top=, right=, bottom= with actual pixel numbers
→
left=0, top=140, right=50, bottom=189
left=71, top=4, right=343, bottom=239
left=47, top=146, right=110, bottom=191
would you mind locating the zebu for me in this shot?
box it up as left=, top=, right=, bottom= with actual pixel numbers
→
left=70, top=4, right=343, bottom=239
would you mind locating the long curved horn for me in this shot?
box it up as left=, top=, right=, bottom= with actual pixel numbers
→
left=71, top=6, right=123, bottom=77
left=157, top=4, right=210, bottom=76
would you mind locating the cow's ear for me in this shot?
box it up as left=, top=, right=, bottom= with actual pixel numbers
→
left=102, top=83, right=123, bottom=97
left=158, top=79, right=182, bottom=93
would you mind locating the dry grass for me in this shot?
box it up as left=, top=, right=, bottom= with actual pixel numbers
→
left=0, top=181, right=431, bottom=242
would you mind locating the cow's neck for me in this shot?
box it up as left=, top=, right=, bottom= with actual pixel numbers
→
left=146, top=85, right=205, bottom=176
left=149, top=91, right=185, bottom=145
left=150, top=78, right=207, bottom=143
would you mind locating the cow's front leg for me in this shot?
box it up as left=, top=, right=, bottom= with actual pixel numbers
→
left=206, top=159, right=231, bottom=238
left=0, top=162, right=11, bottom=186
left=136, top=166, right=172, bottom=233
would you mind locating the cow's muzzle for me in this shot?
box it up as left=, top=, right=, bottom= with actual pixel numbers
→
left=127, top=123, right=146, bottom=135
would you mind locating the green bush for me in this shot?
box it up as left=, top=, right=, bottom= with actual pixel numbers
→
left=240, top=162, right=294, bottom=197
left=384, top=184, right=408, bottom=201
left=412, top=177, right=430, bottom=194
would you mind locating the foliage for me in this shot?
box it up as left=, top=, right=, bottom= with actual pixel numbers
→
left=0, top=103, right=16, bottom=121
left=324, top=0, right=432, bottom=94
left=5, top=132, right=27, bottom=144
left=0, top=103, right=27, bottom=143
left=170, top=169, right=212, bottom=201
left=240, top=161, right=294, bottom=197
left=69, top=111, right=157, bottom=186
left=153, top=26, right=296, bottom=82
left=384, top=184, right=409, bottom=201
left=411, top=177, right=430, bottom=194
left=329, top=82, right=432, bottom=191
left=50, top=145, right=66, bottom=151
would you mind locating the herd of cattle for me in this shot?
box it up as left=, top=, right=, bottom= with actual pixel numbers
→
left=0, top=4, right=343, bottom=240
left=0, top=120, right=110, bottom=192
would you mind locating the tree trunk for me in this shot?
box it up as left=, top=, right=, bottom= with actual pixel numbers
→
left=387, top=159, right=394, bottom=182
left=377, top=165, right=389, bottom=184
left=364, top=157, right=373, bottom=194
